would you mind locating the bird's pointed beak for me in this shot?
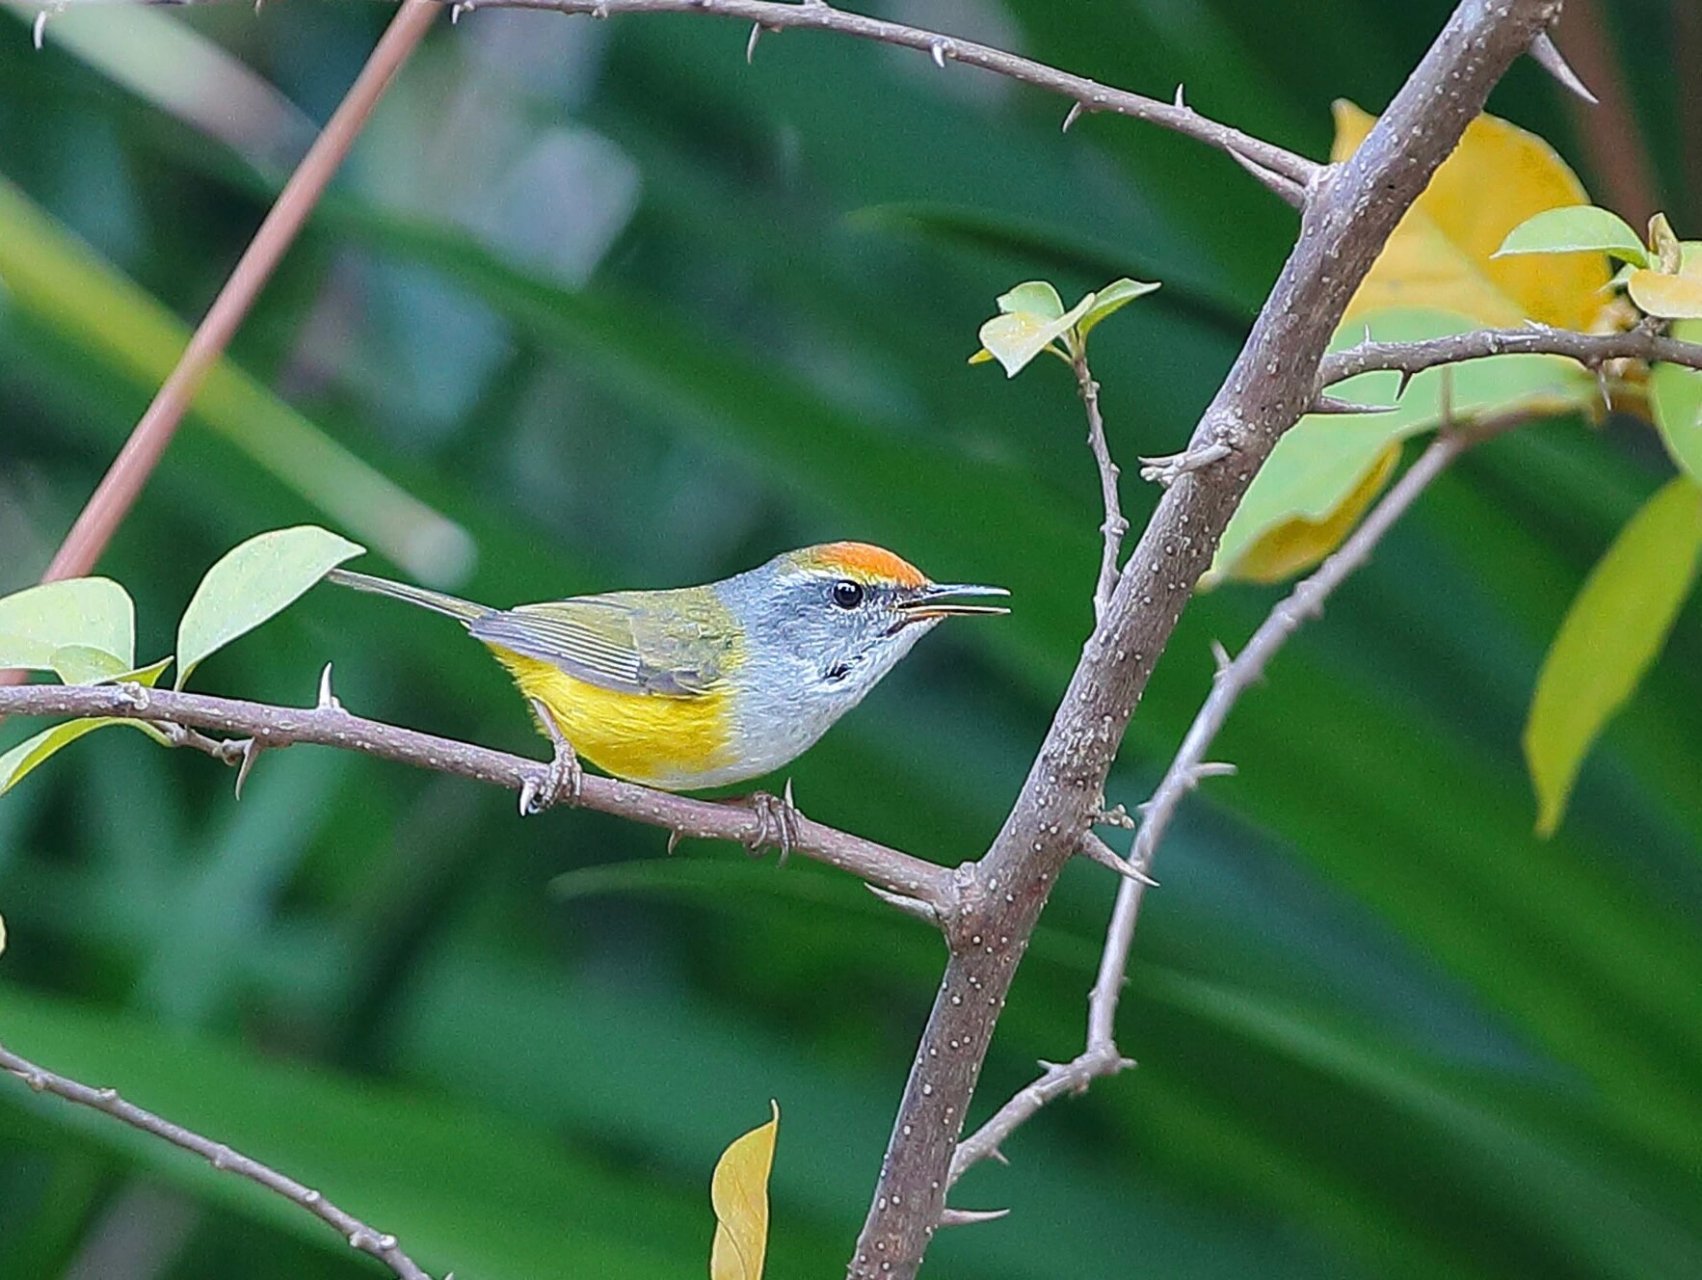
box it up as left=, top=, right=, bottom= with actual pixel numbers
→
left=894, top=582, right=1010, bottom=624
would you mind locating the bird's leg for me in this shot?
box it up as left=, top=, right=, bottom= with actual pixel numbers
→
left=519, top=699, right=583, bottom=816
left=741, top=778, right=801, bottom=865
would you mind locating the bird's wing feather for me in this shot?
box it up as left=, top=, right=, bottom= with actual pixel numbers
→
left=469, top=591, right=734, bottom=697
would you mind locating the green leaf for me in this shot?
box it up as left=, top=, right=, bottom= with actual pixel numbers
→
left=975, top=291, right=1092, bottom=377
left=112, top=656, right=174, bottom=689
left=995, top=279, right=1066, bottom=320
left=1494, top=206, right=1649, bottom=267
left=1077, top=276, right=1162, bottom=339
left=1211, top=308, right=1590, bottom=583
left=175, top=526, right=363, bottom=689
left=0, top=577, right=134, bottom=672
left=0, top=718, right=162, bottom=796
left=1650, top=319, right=1702, bottom=484
left=62, top=654, right=175, bottom=689
left=48, top=645, right=131, bottom=686
left=1524, top=477, right=1702, bottom=836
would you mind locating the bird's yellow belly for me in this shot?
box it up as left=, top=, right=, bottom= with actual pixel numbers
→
left=488, top=647, right=738, bottom=790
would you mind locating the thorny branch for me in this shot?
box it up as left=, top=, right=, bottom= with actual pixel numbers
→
left=1320, top=324, right=1702, bottom=389
left=96, top=0, right=1319, bottom=187
left=847, top=4, right=1566, bottom=1275
left=0, top=1041, right=432, bottom=1280
left=0, top=682, right=955, bottom=910
left=418, top=0, right=1322, bottom=192
left=951, top=408, right=1539, bottom=1185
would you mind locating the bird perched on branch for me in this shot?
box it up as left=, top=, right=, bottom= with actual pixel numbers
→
left=327, top=543, right=1007, bottom=803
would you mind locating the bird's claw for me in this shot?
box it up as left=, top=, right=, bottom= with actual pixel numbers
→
left=520, top=699, right=583, bottom=816
left=743, top=778, right=800, bottom=864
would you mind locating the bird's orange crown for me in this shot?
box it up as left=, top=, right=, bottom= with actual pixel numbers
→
left=793, top=541, right=928, bottom=587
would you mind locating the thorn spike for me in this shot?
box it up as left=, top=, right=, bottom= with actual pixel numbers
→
left=1530, top=31, right=1599, bottom=106
left=1061, top=101, right=1084, bottom=133
left=746, top=21, right=761, bottom=63
left=939, top=1206, right=1012, bottom=1228
left=1224, top=144, right=1304, bottom=209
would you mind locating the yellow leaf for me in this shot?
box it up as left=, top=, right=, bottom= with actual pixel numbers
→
left=1212, top=442, right=1401, bottom=586
left=1627, top=266, right=1702, bottom=321
left=1332, top=102, right=1610, bottom=330
left=709, top=1101, right=779, bottom=1280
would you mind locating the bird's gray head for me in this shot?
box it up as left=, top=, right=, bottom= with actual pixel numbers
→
left=720, top=541, right=1008, bottom=713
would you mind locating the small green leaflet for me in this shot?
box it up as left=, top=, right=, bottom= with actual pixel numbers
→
left=1494, top=206, right=1649, bottom=267
left=0, top=577, right=134, bottom=672
left=970, top=277, right=1160, bottom=376
left=1524, top=477, right=1702, bottom=836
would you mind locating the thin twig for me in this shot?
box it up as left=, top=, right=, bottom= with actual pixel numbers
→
left=1074, top=351, right=1126, bottom=625
left=0, top=683, right=956, bottom=912
left=1319, top=324, right=1702, bottom=388
left=0, top=1040, right=432, bottom=1280
left=949, top=1044, right=1131, bottom=1185
left=36, top=0, right=439, bottom=587
left=952, top=408, right=1535, bottom=1185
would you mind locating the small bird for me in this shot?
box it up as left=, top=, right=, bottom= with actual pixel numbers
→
left=327, top=543, right=1007, bottom=795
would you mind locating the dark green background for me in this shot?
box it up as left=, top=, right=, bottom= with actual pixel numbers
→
left=2, top=1, right=1698, bottom=1276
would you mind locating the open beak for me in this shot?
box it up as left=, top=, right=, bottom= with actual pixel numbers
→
left=893, top=582, right=1010, bottom=625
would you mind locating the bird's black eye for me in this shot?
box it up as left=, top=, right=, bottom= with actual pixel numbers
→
left=830, top=579, right=865, bottom=610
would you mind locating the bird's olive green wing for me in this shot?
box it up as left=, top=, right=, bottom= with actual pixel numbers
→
left=467, top=590, right=736, bottom=697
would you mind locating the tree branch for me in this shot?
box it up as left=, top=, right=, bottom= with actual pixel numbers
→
left=428, top=0, right=1320, bottom=189
left=0, top=1040, right=433, bottom=1280
left=0, top=683, right=956, bottom=911
left=1320, top=323, right=1702, bottom=388
left=847, top=5, right=1564, bottom=1275
left=950, top=408, right=1538, bottom=1185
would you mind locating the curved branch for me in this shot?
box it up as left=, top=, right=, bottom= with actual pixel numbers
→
left=0, top=683, right=956, bottom=911
left=0, top=1041, right=432, bottom=1280
left=441, top=0, right=1320, bottom=189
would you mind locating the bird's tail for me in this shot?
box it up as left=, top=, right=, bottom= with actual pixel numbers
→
left=325, top=567, right=485, bottom=624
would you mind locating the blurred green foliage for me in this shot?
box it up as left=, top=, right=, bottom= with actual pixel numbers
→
left=1, top=2, right=1699, bottom=1277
